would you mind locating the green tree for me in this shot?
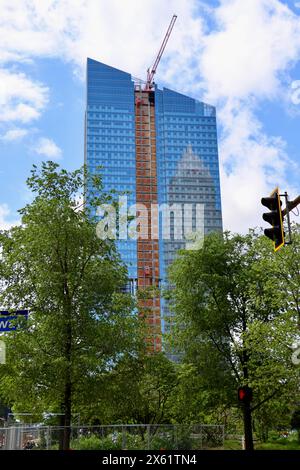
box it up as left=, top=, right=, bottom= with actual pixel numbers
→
left=168, top=230, right=300, bottom=449
left=96, top=352, right=179, bottom=427
left=0, top=162, right=137, bottom=449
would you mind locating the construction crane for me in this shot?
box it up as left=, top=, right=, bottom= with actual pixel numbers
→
left=145, top=14, right=177, bottom=91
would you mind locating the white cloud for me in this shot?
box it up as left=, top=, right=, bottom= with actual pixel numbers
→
left=33, top=137, right=62, bottom=158
left=218, top=101, right=298, bottom=232
left=1, top=0, right=299, bottom=99
left=200, top=0, right=300, bottom=102
left=1, top=127, right=28, bottom=141
left=0, top=69, right=48, bottom=123
left=0, top=0, right=205, bottom=79
left=196, top=0, right=300, bottom=232
left=0, top=0, right=300, bottom=232
left=0, top=203, right=19, bottom=230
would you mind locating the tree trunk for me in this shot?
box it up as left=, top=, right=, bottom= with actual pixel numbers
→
left=62, top=379, right=72, bottom=450
left=60, top=294, right=72, bottom=450
left=241, top=317, right=254, bottom=451
left=58, top=408, right=65, bottom=450
left=58, top=377, right=72, bottom=450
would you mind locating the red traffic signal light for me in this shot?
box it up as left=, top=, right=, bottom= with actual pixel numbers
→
left=238, top=386, right=253, bottom=403
left=261, top=187, right=284, bottom=251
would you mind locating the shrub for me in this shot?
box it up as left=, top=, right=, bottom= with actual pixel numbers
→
left=71, top=432, right=145, bottom=450
left=71, top=435, right=103, bottom=450
left=149, top=435, right=175, bottom=450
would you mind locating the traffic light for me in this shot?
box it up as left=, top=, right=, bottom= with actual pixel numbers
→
left=238, top=386, right=253, bottom=404
left=261, top=187, right=284, bottom=251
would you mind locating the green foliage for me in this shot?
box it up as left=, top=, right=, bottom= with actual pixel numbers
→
left=90, top=352, right=179, bottom=425
left=167, top=228, right=300, bottom=433
left=71, top=434, right=120, bottom=450
left=122, top=433, right=145, bottom=450
left=149, top=434, right=177, bottom=450
left=0, top=161, right=139, bottom=441
left=1, top=160, right=299, bottom=441
left=255, top=440, right=300, bottom=450
left=149, top=429, right=192, bottom=450
left=71, top=432, right=145, bottom=450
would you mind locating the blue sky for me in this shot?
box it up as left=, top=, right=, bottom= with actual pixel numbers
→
left=0, top=0, right=300, bottom=232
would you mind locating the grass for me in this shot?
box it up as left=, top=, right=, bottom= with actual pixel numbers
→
left=224, top=439, right=243, bottom=450
left=256, top=440, right=300, bottom=450
left=224, top=435, right=300, bottom=451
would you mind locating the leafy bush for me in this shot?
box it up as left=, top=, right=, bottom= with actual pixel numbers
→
left=71, top=430, right=193, bottom=451
left=176, top=433, right=193, bottom=450
left=71, top=435, right=104, bottom=450
left=71, top=432, right=145, bottom=450
left=148, top=432, right=192, bottom=450
left=268, top=430, right=281, bottom=441
left=97, top=436, right=122, bottom=450
left=149, top=435, right=175, bottom=450
left=122, top=433, right=144, bottom=450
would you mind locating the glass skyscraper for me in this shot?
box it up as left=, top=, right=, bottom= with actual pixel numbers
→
left=85, top=58, right=222, bottom=350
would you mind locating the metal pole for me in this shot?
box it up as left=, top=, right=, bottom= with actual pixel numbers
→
left=281, top=192, right=293, bottom=244
left=282, top=194, right=300, bottom=217
left=284, top=192, right=292, bottom=244
left=200, top=425, right=202, bottom=450
left=147, top=424, right=151, bottom=450
left=222, top=425, right=225, bottom=450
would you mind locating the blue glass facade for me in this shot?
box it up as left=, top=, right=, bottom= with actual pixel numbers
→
left=86, top=58, right=137, bottom=279
left=86, top=59, right=223, bottom=330
left=155, top=88, right=222, bottom=333
left=155, top=87, right=222, bottom=269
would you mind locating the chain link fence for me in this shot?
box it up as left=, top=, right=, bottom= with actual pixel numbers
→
left=0, top=424, right=224, bottom=450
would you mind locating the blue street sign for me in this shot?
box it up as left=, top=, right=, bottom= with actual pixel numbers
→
left=0, top=310, right=29, bottom=332
left=0, top=310, right=28, bottom=316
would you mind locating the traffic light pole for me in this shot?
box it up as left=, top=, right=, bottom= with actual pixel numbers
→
left=238, top=386, right=254, bottom=450
left=243, top=402, right=254, bottom=451
left=282, top=194, right=300, bottom=217
left=282, top=192, right=292, bottom=245
left=281, top=193, right=300, bottom=245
